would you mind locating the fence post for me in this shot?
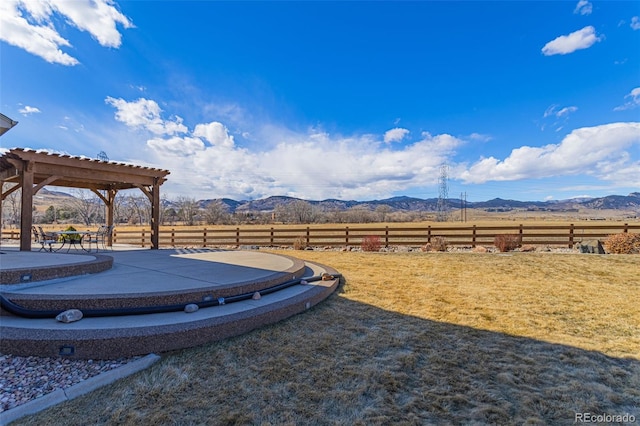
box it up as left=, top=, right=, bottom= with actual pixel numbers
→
left=306, top=226, right=310, bottom=246
left=624, top=223, right=628, bottom=233
left=345, top=226, right=349, bottom=247
left=141, top=229, right=146, bottom=248
left=385, top=226, right=389, bottom=247
left=171, top=228, right=175, bottom=246
left=472, top=225, right=476, bottom=248
left=270, top=227, right=274, bottom=246
left=568, top=223, right=574, bottom=248
left=427, top=226, right=431, bottom=243
left=112, top=229, right=116, bottom=245
left=519, top=224, right=523, bottom=244
left=203, top=228, right=207, bottom=247
left=236, top=227, right=240, bottom=245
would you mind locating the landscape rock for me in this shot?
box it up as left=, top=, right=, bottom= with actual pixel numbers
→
left=252, top=292, right=261, bottom=300
left=520, top=245, right=536, bottom=252
left=576, top=240, right=605, bottom=254
left=56, top=309, right=83, bottom=323
left=184, top=303, right=199, bottom=313
left=472, top=246, right=488, bottom=253
left=321, top=273, right=334, bottom=281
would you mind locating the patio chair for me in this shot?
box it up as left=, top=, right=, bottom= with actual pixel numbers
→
left=92, top=225, right=114, bottom=250
left=82, top=225, right=107, bottom=252
left=35, top=226, right=59, bottom=252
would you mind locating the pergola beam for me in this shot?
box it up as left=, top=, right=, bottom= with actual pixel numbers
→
left=0, top=149, right=170, bottom=251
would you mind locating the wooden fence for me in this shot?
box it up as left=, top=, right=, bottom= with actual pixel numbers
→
left=100, top=223, right=640, bottom=248
left=3, top=223, right=638, bottom=249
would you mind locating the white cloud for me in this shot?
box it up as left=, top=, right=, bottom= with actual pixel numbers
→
left=383, top=127, right=409, bottom=143
left=541, top=105, right=578, bottom=132
left=573, top=0, right=592, bottom=16
left=541, top=26, right=602, bottom=56
left=106, top=97, right=465, bottom=200
left=18, top=105, right=41, bottom=115
left=0, top=0, right=132, bottom=65
left=460, top=122, right=640, bottom=184
left=105, top=97, right=188, bottom=135
left=193, top=122, right=235, bottom=148
left=631, top=16, right=640, bottom=31
left=544, top=104, right=578, bottom=118
left=468, top=133, right=492, bottom=142
left=555, top=106, right=578, bottom=117
left=614, top=87, right=640, bottom=111
left=147, top=136, right=205, bottom=156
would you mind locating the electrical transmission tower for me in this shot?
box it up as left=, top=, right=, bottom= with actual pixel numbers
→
left=436, top=164, right=449, bottom=222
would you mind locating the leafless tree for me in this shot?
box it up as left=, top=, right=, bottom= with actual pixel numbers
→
left=127, top=195, right=151, bottom=225
left=63, top=189, right=100, bottom=225
left=345, top=205, right=374, bottom=223
left=174, top=196, right=199, bottom=226
left=289, top=200, right=316, bottom=223
left=375, top=205, right=392, bottom=222
left=203, top=200, right=230, bottom=225
left=1, top=184, right=21, bottom=228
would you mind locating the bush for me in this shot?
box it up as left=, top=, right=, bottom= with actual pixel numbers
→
left=62, top=226, right=81, bottom=241
left=361, top=235, right=381, bottom=252
left=293, top=236, right=307, bottom=250
left=494, top=234, right=521, bottom=252
left=603, top=233, right=640, bottom=254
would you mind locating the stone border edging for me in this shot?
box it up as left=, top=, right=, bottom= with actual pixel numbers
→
left=0, top=353, right=160, bottom=425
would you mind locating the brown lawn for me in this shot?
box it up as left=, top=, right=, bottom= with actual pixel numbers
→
left=13, top=250, right=640, bottom=425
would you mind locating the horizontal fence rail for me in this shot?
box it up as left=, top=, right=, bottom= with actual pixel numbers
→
left=3, top=223, right=639, bottom=249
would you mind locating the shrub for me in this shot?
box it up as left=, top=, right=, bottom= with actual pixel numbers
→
left=293, top=236, right=307, bottom=250
left=603, top=233, right=640, bottom=254
left=431, top=236, right=448, bottom=252
left=361, top=235, right=381, bottom=252
left=494, top=234, right=521, bottom=252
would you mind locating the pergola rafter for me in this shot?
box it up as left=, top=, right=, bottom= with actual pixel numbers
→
left=0, top=148, right=170, bottom=251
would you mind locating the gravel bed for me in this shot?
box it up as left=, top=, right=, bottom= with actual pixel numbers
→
left=0, top=353, right=141, bottom=412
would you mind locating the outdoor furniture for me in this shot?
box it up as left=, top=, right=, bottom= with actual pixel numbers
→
left=53, top=229, right=86, bottom=252
left=82, top=226, right=105, bottom=252
left=100, top=225, right=114, bottom=250
left=34, top=226, right=59, bottom=252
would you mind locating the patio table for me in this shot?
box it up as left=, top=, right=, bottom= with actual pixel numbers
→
left=53, top=231, right=98, bottom=253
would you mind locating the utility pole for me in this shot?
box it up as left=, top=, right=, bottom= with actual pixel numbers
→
left=436, top=164, right=449, bottom=222
left=464, top=192, right=467, bottom=222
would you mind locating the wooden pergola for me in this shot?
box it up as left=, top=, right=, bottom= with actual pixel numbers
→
left=0, top=148, right=170, bottom=251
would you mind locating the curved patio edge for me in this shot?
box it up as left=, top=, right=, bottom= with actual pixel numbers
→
left=0, top=254, right=113, bottom=285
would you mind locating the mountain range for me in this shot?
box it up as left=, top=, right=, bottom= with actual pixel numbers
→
left=201, top=193, right=640, bottom=214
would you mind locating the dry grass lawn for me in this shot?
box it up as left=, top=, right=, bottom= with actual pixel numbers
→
left=14, top=251, right=640, bottom=425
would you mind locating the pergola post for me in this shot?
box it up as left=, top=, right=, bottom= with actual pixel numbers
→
left=106, top=189, right=116, bottom=247
left=19, top=160, right=34, bottom=251
left=151, top=178, right=160, bottom=249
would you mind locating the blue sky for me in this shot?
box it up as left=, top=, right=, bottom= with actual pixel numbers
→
left=1, top=1, right=639, bottom=202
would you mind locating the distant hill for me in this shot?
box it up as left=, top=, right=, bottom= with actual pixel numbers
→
left=33, top=189, right=640, bottom=215
left=198, top=192, right=640, bottom=214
